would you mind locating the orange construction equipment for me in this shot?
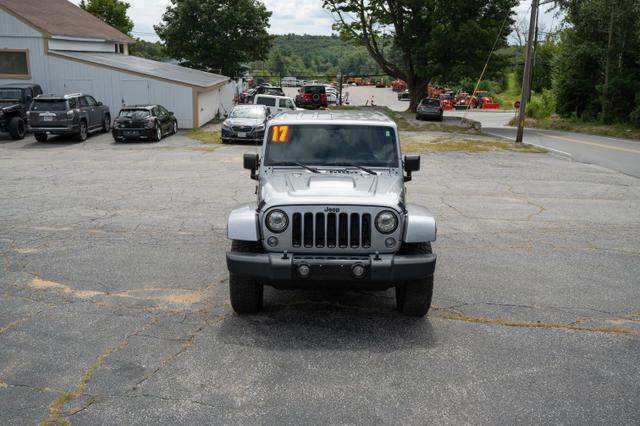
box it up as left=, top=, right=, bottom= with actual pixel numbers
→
left=392, top=79, right=407, bottom=92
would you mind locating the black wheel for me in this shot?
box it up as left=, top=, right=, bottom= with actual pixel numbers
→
left=8, top=117, right=26, bottom=140
left=34, top=132, right=48, bottom=142
left=171, top=120, right=178, bottom=134
left=75, top=121, right=87, bottom=142
left=102, top=114, right=111, bottom=132
left=153, top=123, right=162, bottom=142
left=229, top=240, right=264, bottom=314
left=395, top=242, right=434, bottom=317
left=221, top=138, right=228, bottom=144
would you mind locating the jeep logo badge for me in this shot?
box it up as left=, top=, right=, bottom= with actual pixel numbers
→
left=324, top=207, right=340, bottom=213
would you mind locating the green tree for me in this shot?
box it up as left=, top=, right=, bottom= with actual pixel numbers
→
left=553, top=0, right=640, bottom=123
left=324, top=0, right=518, bottom=111
left=155, top=0, right=273, bottom=77
left=80, top=0, right=134, bottom=35
left=516, top=37, right=559, bottom=94
left=129, top=39, right=169, bottom=62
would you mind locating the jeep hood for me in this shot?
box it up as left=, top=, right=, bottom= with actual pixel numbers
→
left=0, top=102, right=21, bottom=112
left=260, top=172, right=404, bottom=208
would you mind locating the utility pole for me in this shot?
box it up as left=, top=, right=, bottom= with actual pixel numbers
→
left=515, top=0, right=539, bottom=143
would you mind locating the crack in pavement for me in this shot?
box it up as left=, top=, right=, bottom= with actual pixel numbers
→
left=430, top=307, right=639, bottom=336
left=131, top=315, right=217, bottom=390
left=41, top=317, right=159, bottom=426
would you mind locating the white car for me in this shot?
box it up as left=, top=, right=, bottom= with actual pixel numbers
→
left=254, top=94, right=300, bottom=115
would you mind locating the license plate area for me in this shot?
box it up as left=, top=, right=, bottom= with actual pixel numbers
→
left=237, top=132, right=247, bottom=138
left=43, top=116, right=53, bottom=121
left=293, top=256, right=369, bottom=280
left=125, top=131, right=139, bottom=136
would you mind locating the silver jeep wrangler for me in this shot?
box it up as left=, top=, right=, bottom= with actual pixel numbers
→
left=226, top=110, right=437, bottom=316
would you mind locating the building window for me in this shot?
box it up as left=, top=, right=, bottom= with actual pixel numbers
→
left=0, top=49, right=30, bottom=78
left=118, top=44, right=124, bottom=54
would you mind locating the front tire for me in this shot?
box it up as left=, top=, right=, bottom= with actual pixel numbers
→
left=8, top=117, right=26, bottom=140
left=395, top=242, right=434, bottom=317
left=229, top=240, right=264, bottom=314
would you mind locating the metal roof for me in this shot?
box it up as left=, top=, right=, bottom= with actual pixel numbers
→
left=0, top=0, right=133, bottom=43
left=51, top=51, right=229, bottom=89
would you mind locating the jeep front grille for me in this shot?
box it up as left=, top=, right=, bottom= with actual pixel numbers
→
left=291, top=212, right=372, bottom=249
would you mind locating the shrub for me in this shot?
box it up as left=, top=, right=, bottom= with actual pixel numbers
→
left=526, top=89, right=556, bottom=119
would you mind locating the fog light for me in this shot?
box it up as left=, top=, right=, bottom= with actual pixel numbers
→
left=352, top=263, right=366, bottom=278
left=385, top=237, right=396, bottom=248
left=267, top=236, right=278, bottom=247
left=297, top=264, right=311, bottom=278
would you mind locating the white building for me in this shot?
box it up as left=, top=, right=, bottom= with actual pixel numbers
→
left=0, top=0, right=234, bottom=128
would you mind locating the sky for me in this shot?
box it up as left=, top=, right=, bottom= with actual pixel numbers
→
left=69, top=0, right=561, bottom=43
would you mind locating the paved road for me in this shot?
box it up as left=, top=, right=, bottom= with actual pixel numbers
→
left=449, top=110, right=640, bottom=178
left=1, top=131, right=639, bottom=424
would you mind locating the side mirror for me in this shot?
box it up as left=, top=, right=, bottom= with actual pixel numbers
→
left=404, top=155, right=420, bottom=182
left=243, top=153, right=259, bottom=180
left=224, top=113, right=228, bottom=119
left=97, top=101, right=103, bottom=106
left=168, top=111, right=174, bottom=116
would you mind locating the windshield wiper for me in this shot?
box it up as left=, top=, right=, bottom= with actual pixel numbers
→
left=272, top=162, right=321, bottom=173
left=329, top=163, right=378, bottom=175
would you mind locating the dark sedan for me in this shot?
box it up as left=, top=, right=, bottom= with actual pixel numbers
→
left=112, top=105, right=177, bottom=142
left=416, top=98, right=444, bottom=121
left=221, top=105, right=269, bottom=144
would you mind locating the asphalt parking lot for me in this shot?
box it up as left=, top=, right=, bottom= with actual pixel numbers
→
left=1, top=130, right=639, bottom=424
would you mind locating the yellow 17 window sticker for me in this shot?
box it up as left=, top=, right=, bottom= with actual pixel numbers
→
left=271, top=125, right=290, bottom=143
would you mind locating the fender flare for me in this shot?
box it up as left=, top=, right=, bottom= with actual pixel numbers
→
left=227, top=202, right=260, bottom=242
left=403, top=203, right=437, bottom=243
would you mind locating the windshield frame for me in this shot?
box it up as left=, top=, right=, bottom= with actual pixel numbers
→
left=263, top=123, right=401, bottom=169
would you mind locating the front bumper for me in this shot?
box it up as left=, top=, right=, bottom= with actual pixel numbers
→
left=226, top=251, right=436, bottom=287
left=28, top=125, right=79, bottom=134
left=112, top=128, right=156, bottom=139
left=222, top=128, right=264, bottom=142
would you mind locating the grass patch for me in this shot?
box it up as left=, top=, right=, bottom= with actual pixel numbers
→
left=507, top=117, right=640, bottom=141
left=185, top=129, right=222, bottom=145
left=401, top=136, right=546, bottom=153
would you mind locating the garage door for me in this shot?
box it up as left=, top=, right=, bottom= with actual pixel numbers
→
left=120, top=80, right=150, bottom=106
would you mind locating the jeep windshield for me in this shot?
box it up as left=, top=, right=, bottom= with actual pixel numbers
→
left=264, top=124, right=399, bottom=168
left=0, top=89, right=22, bottom=101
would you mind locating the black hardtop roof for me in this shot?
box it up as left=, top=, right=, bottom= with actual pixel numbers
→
left=0, top=83, right=42, bottom=89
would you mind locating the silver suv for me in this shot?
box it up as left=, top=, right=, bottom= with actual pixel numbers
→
left=226, top=110, right=437, bottom=316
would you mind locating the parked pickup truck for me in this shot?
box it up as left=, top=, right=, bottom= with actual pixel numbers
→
left=28, top=93, right=110, bottom=142
left=226, top=110, right=437, bottom=316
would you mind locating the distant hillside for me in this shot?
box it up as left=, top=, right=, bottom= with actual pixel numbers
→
left=252, top=34, right=383, bottom=78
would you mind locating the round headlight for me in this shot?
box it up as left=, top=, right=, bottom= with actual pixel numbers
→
left=375, top=210, right=398, bottom=234
left=266, top=209, right=288, bottom=233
